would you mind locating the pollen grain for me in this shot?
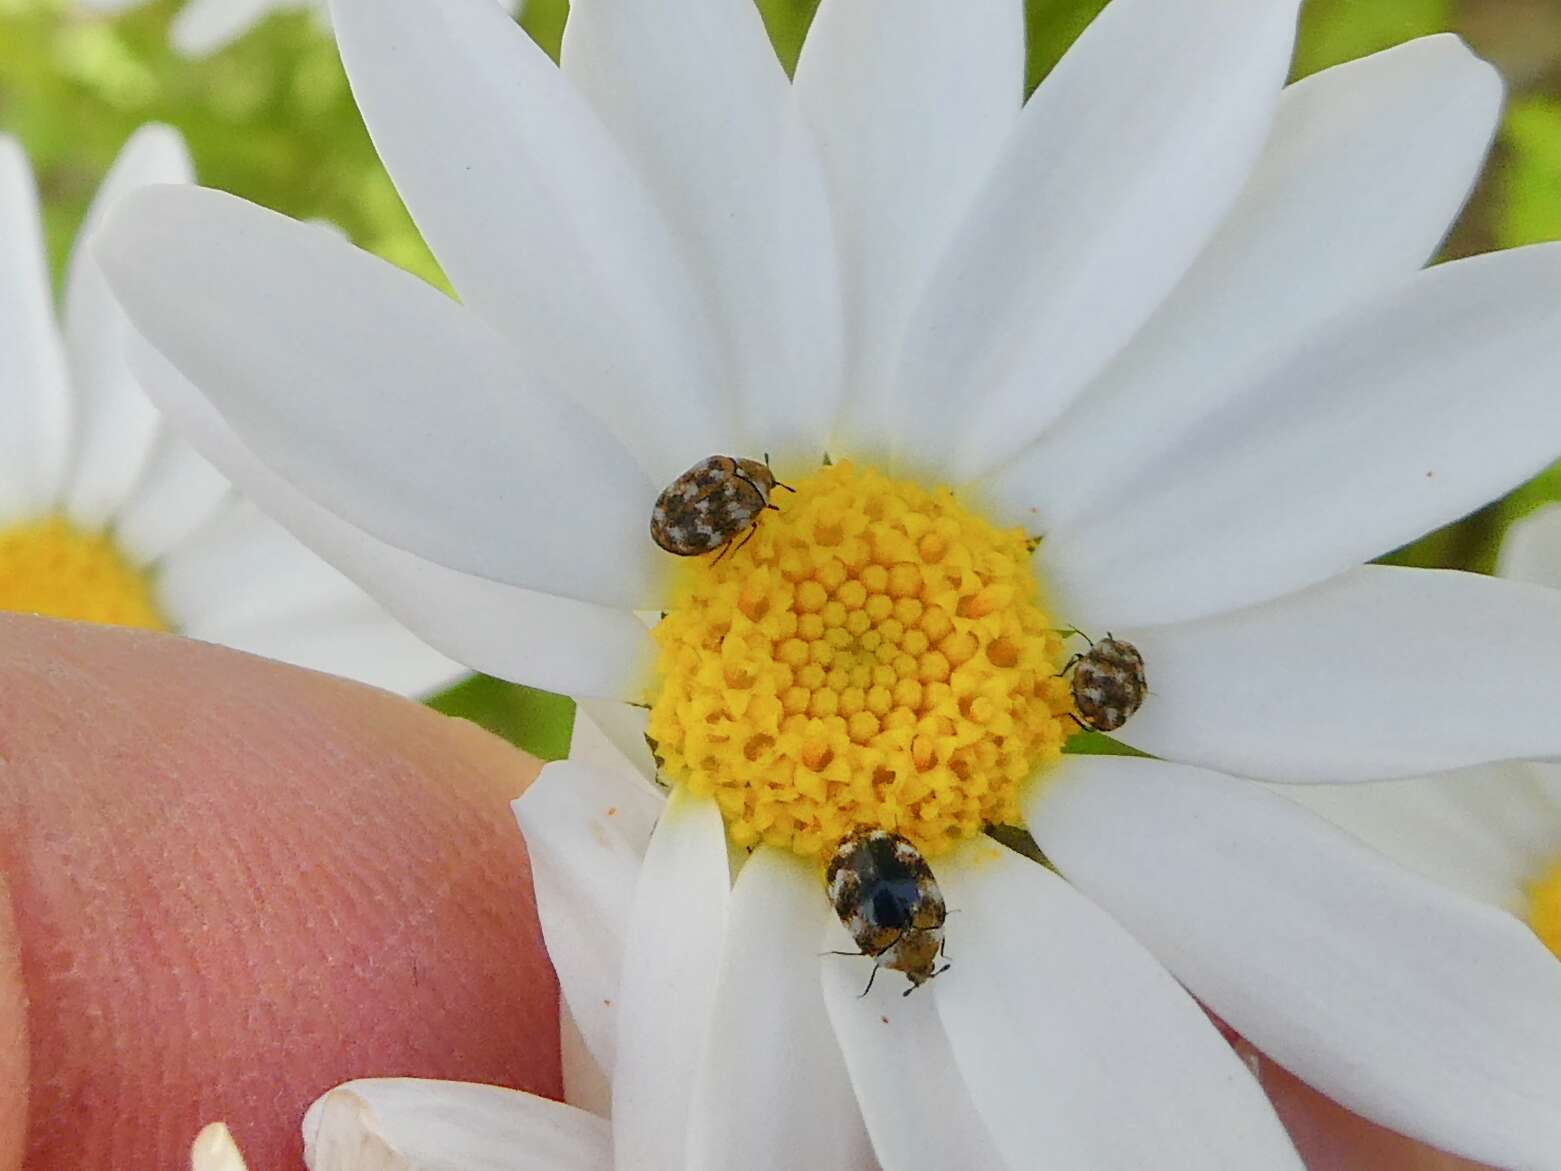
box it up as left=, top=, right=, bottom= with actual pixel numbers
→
left=646, top=460, right=1071, bottom=862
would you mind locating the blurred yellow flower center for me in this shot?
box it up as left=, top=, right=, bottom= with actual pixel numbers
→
left=1526, top=857, right=1561, bottom=961
left=0, top=515, right=166, bottom=630
left=647, top=460, right=1072, bottom=862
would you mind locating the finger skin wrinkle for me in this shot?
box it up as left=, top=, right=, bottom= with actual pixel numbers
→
left=0, top=614, right=559, bottom=1170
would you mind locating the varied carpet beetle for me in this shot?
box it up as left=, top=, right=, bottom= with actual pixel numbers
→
left=826, top=829, right=949, bottom=997
left=650, top=455, right=789, bottom=558
left=1067, top=634, right=1147, bottom=733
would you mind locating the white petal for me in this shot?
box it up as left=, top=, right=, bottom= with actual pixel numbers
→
left=0, top=135, right=71, bottom=518
left=172, top=0, right=291, bottom=56
left=513, top=761, right=663, bottom=1079
left=329, top=0, right=734, bottom=484
left=794, top=0, right=1022, bottom=452
left=933, top=838, right=1301, bottom=1170
left=1046, top=242, right=1561, bottom=629
left=1500, top=502, right=1561, bottom=587
left=111, top=435, right=233, bottom=566
left=161, top=501, right=467, bottom=701
left=190, top=1123, right=250, bottom=1171
left=686, top=848, right=872, bottom=1171
left=613, top=789, right=729, bottom=1171
left=62, top=124, right=195, bottom=530
left=891, top=0, right=1301, bottom=481
left=561, top=1003, right=612, bottom=1117
left=572, top=699, right=657, bottom=785
left=1275, top=762, right=1561, bottom=913
left=126, top=334, right=655, bottom=699
left=157, top=499, right=360, bottom=633
left=199, top=596, right=467, bottom=696
left=983, top=35, right=1503, bottom=530
left=1116, top=565, right=1561, bottom=783
left=95, top=185, right=661, bottom=610
left=821, top=917, right=1007, bottom=1171
left=1029, top=755, right=1561, bottom=1170
left=562, top=0, right=843, bottom=458
left=303, top=1079, right=611, bottom=1171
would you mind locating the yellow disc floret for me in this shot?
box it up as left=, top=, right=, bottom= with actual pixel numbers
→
left=0, top=515, right=166, bottom=630
left=1527, top=856, right=1561, bottom=961
left=647, top=460, right=1072, bottom=862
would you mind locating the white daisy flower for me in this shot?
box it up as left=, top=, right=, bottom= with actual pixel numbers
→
left=73, top=0, right=523, bottom=58
left=0, top=126, right=462, bottom=695
left=95, top=0, right=1561, bottom=1163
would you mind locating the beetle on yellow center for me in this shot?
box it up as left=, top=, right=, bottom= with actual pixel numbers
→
left=650, top=455, right=787, bottom=558
left=827, top=828, right=949, bottom=996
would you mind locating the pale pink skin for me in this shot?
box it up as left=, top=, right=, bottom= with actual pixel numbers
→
left=0, top=615, right=559, bottom=1170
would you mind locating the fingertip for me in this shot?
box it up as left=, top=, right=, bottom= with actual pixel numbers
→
left=0, top=871, right=27, bottom=1171
left=0, top=615, right=557, bottom=1169
left=1257, top=1056, right=1495, bottom=1170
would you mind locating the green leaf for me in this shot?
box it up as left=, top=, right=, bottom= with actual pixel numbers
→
left=426, top=676, right=577, bottom=761
left=1291, top=0, right=1451, bottom=79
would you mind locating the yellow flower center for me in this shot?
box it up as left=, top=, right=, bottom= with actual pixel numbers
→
left=1527, top=856, right=1561, bottom=961
left=646, top=460, right=1072, bottom=862
left=0, top=515, right=166, bottom=630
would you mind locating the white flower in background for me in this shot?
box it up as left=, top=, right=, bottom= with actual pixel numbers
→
left=0, top=127, right=462, bottom=696
left=1289, top=503, right=1561, bottom=977
left=96, top=0, right=1561, bottom=1164
left=74, top=0, right=523, bottom=58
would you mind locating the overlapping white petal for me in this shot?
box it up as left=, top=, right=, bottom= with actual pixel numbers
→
left=934, top=838, right=1303, bottom=1170
left=303, top=1079, right=611, bottom=1171
left=111, top=433, right=234, bottom=566
left=1114, top=565, right=1561, bottom=782
left=571, top=699, right=657, bottom=784
left=128, top=336, right=653, bottom=699
left=562, top=0, right=843, bottom=459
left=513, top=760, right=661, bottom=1083
left=983, top=34, right=1502, bottom=531
left=821, top=918, right=1007, bottom=1171
left=1501, top=502, right=1561, bottom=585
left=1278, top=762, right=1561, bottom=912
left=611, top=790, right=729, bottom=1171
left=62, top=124, right=195, bottom=529
left=157, top=500, right=363, bottom=634
left=330, top=0, right=733, bottom=486
left=97, top=185, right=661, bottom=611
left=208, top=596, right=465, bottom=694
left=686, top=848, right=872, bottom=1171
left=0, top=136, right=71, bottom=520
left=892, top=0, right=1302, bottom=480
left=795, top=0, right=1022, bottom=454
left=1031, top=756, right=1561, bottom=1169
left=1046, top=242, right=1561, bottom=629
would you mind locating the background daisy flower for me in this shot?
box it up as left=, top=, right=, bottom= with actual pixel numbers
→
left=93, top=0, right=1561, bottom=1164
left=0, top=126, right=462, bottom=694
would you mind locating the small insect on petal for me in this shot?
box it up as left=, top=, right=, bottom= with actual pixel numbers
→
left=826, top=829, right=948, bottom=997
left=1065, top=634, right=1147, bottom=733
left=650, top=455, right=786, bottom=558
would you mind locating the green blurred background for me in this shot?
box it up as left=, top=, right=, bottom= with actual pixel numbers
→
left=2, top=0, right=1558, bottom=759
